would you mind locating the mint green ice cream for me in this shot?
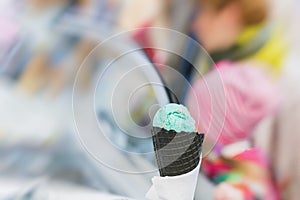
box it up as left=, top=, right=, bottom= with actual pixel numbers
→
left=153, top=103, right=195, bottom=133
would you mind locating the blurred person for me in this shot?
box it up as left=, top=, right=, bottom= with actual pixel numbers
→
left=17, top=0, right=102, bottom=96
left=187, top=61, right=281, bottom=199
left=189, top=3, right=295, bottom=198
left=192, top=0, right=288, bottom=77
left=116, top=0, right=199, bottom=104
left=14, top=0, right=71, bottom=95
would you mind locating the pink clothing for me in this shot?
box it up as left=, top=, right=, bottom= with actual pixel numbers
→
left=187, top=61, right=280, bottom=145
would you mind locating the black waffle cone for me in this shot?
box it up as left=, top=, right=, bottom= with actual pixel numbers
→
left=151, top=127, right=204, bottom=177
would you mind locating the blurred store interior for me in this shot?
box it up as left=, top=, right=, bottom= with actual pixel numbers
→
left=1, top=0, right=300, bottom=199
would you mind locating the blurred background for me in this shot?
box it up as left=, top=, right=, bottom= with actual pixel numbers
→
left=0, top=0, right=300, bottom=199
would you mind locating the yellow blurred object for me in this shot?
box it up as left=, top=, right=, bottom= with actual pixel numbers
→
left=237, top=23, right=288, bottom=77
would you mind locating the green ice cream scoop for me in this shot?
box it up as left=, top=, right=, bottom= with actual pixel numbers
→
left=153, top=103, right=195, bottom=133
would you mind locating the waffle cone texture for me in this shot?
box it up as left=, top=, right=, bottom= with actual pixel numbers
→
left=151, top=127, right=204, bottom=177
